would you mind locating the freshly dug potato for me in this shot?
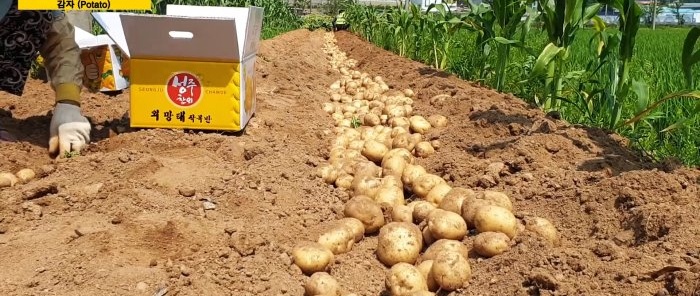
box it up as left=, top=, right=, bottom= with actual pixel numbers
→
left=524, top=216, right=559, bottom=246
left=353, top=161, right=382, bottom=179
left=427, top=209, right=467, bottom=241
left=363, top=113, right=381, bottom=126
left=338, top=217, right=366, bottom=243
left=403, top=89, right=415, bottom=98
left=352, top=176, right=383, bottom=199
left=473, top=231, right=511, bottom=258
left=0, top=172, right=19, bottom=188
left=419, top=239, right=469, bottom=263
left=376, top=222, right=423, bottom=266
left=382, top=156, right=408, bottom=179
left=292, top=242, right=334, bottom=275
left=412, top=174, right=446, bottom=199
left=385, top=262, right=429, bottom=296
left=407, top=134, right=423, bottom=152
left=344, top=196, right=385, bottom=234
left=401, top=164, right=427, bottom=189
left=472, top=205, right=519, bottom=238
left=478, top=190, right=514, bottom=212
left=305, top=272, right=340, bottom=296
left=392, top=133, right=410, bottom=150
left=375, top=185, right=405, bottom=207
left=381, top=175, right=404, bottom=189
left=415, top=260, right=438, bottom=292
left=391, top=205, right=413, bottom=223
left=438, top=188, right=475, bottom=215
left=362, top=140, right=389, bottom=163
left=318, top=224, right=355, bottom=255
left=409, top=116, right=432, bottom=134
left=427, top=115, right=448, bottom=128
left=335, top=173, right=354, bottom=189
left=414, top=142, right=435, bottom=158
left=409, top=292, right=435, bottom=296
left=389, top=117, right=411, bottom=130
left=15, top=169, right=35, bottom=183
left=422, top=226, right=435, bottom=246
left=412, top=201, right=437, bottom=224
left=429, top=140, right=441, bottom=150
left=430, top=251, right=471, bottom=291
left=347, top=140, right=365, bottom=151
left=461, top=197, right=497, bottom=227
left=383, top=148, right=414, bottom=165
left=317, top=166, right=339, bottom=185
left=424, top=183, right=452, bottom=205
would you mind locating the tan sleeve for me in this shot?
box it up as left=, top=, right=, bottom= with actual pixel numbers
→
left=39, top=11, right=84, bottom=106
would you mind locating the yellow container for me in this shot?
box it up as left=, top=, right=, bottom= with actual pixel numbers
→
left=93, top=5, right=263, bottom=131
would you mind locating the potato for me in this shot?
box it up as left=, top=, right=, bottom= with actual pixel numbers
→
left=361, top=113, right=380, bottom=126
left=427, top=209, right=467, bottom=241
left=412, top=174, right=445, bottom=199
left=375, top=131, right=393, bottom=149
left=338, top=217, right=365, bottom=243
left=430, top=251, right=471, bottom=291
left=477, top=190, right=514, bottom=212
left=385, top=263, right=428, bottom=296
left=347, top=140, right=365, bottom=151
left=412, top=201, right=437, bottom=224
left=375, top=185, right=405, bottom=207
left=381, top=175, right=404, bottom=189
left=292, top=242, right=334, bottom=275
left=473, top=232, right=510, bottom=257
left=391, top=126, right=409, bottom=138
left=362, top=140, right=388, bottom=163
left=305, top=272, right=340, bottom=296
left=335, top=173, right=354, bottom=189
left=389, top=117, right=411, bottom=130
left=409, top=116, right=432, bottom=134
left=338, top=119, right=352, bottom=128
left=429, top=140, right=440, bottom=150
left=438, top=188, right=475, bottom=215
left=422, top=226, right=435, bottom=246
left=414, top=142, right=435, bottom=158
left=407, top=134, right=423, bottom=152
left=352, top=176, right=383, bottom=198
left=427, top=115, right=448, bottom=128
left=401, top=164, right=427, bottom=189
left=391, top=205, right=413, bottom=223
left=415, top=260, right=438, bottom=292
left=376, top=222, right=423, bottom=266
left=383, top=148, right=414, bottom=165
left=317, top=166, right=339, bottom=185
left=424, top=183, right=452, bottom=205
left=323, top=103, right=336, bottom=114
left=344, top=196, right=385, bottom=234
left=404, top=105, right=414, bottom=116
left=419, top=239, right=469, bottom=263
left=392, top=133, right=410, bottom=150
left=409, top=292, right=435, bottom=296
left=353, top=161, right=382, bottom=179
left=403, top=89, right=415, bottom=97
left=461, top=197, right=497, bottom=226
left=472, top=205, right=519, bottom=238
left=0, top=172, right=19, bottom=188
left=318, top=224, right=355, bottom=255
left=382, top=155, right=407, bottom=179
left=360, top=126, right=378, bottom=140
left=524, top=216, right=559, bottom=246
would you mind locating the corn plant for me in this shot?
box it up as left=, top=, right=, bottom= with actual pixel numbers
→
left=425, top=3, right=465, bottom=70
left=490, top=0, right=535, bottom=91
left=387, top=8, right=413, bottom=57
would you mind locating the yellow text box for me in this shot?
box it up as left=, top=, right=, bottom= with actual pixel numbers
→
left=19, top=0, right=151, bottom=10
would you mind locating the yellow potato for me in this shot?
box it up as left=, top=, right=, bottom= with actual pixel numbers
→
left=407, top=134, right=423, bottom=151
left=414, top=142, right=435, bottom=158
left=363, top=113, right=381, bottom=126
left=427, top=209, right=467, bottom=241
left=344, top=195, right=385, bottom=234
left=389, top=117, right=411, bottom=131
left=317, top=224, right=355, bottom=255
left=317, top=165, right=339, bottom=185
left=415, top=260, right=438, bottom=292
left=401, top=164, right=427, bottom=190
left=375, top=185, right=405, bottom=207
left=392, top=133, right=410, bottom=150
left=438, top=187, right=475, bottom=215
left=385, top=262, right=429, bottom=296
left=0, top=172, right=18, bottom=188
left=422, top=226, right=435, bottom=246
left=292, top=242, right=334, bottom=275
left=305, top=272, right=341, bottom=296
left=338, top=217, right=366, bottom=243
left=16, top=168, right=36, bottom=184
left=430, top=251, right=471, bottom=291
left=418, top=239, right=469, bottom=263
left=472, top=205, right=519, bottom=238
left=347, top=140, right=365, bottom=151
left=352, top=176, right=383, bottom=199
left=524, top=216, right=560, bottom=246
left=411, top=201, right=437, bottom=224
left=391, top=204, right=413, bottom=223
left=381, top=175, right=404, bottom=189
left=427, top=115, right=448, bottom=128
left=477, top=190, right=514, bottom=212
left=362, top=140, right=389, bottom=163
left=473, top=231, right=511, bottom=257
left=461, top=197, right=497, bottom=227
left=335, top=173, right=354, bottom=189
left=424, top=183, right=452, bottom=205
left=376, top=222, right=423, bottom=266
left=382, top=156, right=407, bottom=179
left=412, top=174, right=446, bottom=199
left=409, top=116, right=432, bottom=134
left=353, top=161, right=382, bottom=179
left=382, top=148, right=414, bottom=165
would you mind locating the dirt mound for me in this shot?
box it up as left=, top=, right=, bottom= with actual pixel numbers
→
left=0, top=28, right=698, bottom=296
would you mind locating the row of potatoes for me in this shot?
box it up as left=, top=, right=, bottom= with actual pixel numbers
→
left=0, top=169, right=36, bottom=188
left=292, top=33, right=560, bottom=296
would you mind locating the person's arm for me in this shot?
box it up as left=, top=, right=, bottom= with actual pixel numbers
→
left=39, top=11, right=84, bottom=107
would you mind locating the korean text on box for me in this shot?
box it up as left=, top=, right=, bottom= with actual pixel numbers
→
left=93, top=5, right=263, bottom=131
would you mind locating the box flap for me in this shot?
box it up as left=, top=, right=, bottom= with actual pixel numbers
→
left=74, top=27, right=116, bottom=48
left=119, top=13, right=240, bottom=62
left=92, top=12, right=130, bottom=56
left=165, top=5, right=263, bottom=60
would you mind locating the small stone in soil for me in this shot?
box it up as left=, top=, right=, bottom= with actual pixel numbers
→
left=0, top=225, right=8, bottom=234
left=136, top=282, right=148, bottom=291
left=179, top=187, right=196, bottom=197
left=202, top=201, right=216, bottom=210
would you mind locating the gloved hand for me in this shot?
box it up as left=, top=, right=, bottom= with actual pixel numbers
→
left=48, top=102, right=91, bottom=158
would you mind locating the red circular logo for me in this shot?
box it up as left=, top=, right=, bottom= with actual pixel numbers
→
left=166, top=72, right=202, bottom=107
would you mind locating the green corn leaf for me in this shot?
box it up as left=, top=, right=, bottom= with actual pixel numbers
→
left=631, top=79, right=649, bottom=114
left=621, top=90, right=700, bottom=128
left=531, top=43, right=564, bottom=77
left=681, top=26, right=700, bottom=89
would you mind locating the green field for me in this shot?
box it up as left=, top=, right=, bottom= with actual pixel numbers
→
left=342, top=3, right=700, bottom=167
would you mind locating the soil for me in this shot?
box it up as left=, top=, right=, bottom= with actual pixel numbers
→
left=0, top=29, right=698, bottom=296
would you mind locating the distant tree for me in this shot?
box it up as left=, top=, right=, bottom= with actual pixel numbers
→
left=671, top=0, right=685, bottom=25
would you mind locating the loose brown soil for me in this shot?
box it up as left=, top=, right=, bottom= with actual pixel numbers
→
left=0, top=29, right=698, bottom=296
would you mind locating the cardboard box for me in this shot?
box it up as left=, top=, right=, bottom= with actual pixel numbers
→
left=92, top=5, right=263, bottom=131
left=73, top=27, right=130, bottom=92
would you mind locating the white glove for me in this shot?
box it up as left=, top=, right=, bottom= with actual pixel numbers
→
left=48, top=103, right=91, bottom=158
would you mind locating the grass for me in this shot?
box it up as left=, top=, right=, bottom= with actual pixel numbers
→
left=343, top=4, right=700, bottom=167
